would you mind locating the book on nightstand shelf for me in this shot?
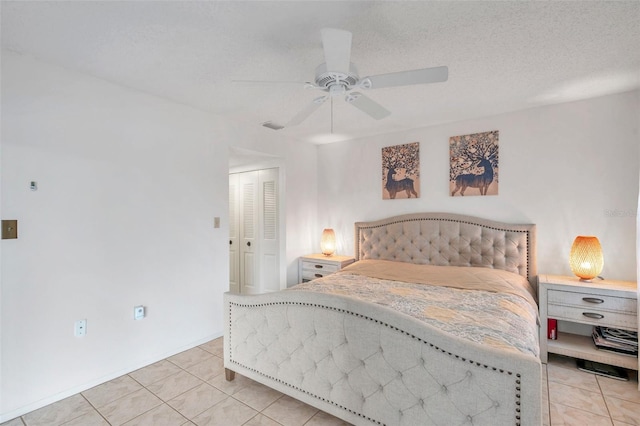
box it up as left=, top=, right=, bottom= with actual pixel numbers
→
left=577, top=359, right=629, bottom=381
left=592, top=326, right=638, bottom=357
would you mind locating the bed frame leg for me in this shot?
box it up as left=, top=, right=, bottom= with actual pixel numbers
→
left=225, top=368, right=235, bottom=381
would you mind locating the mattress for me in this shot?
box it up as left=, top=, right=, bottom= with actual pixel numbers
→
left=291, top=259, right=539, bottom=357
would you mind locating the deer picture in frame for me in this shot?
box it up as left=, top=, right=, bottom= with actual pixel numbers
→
left=385, top=167, right=418, bottom=199
left=382, top=142, right=420, bottom=200
left=450, top=130, right=499, bottom=197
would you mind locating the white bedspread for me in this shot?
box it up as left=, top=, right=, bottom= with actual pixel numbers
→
left=292, top=260, right=539, bottom=357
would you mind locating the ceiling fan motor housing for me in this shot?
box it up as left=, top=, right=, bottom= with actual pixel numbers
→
left=315, top=62, right=359, bottom=93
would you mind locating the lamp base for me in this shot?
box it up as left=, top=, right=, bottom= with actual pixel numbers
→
left=578, top=278, right=594, bottom=283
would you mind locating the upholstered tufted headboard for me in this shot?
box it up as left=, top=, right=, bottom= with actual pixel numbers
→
left=355, top=212, right=537, bottom=286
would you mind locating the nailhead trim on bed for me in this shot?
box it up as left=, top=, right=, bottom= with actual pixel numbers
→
left=227, top=300, right=524, bottom=426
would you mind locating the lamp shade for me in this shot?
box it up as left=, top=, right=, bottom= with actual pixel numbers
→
left=320, top=229, right=336, bottom=256
left=569, top=236, right=604, bottom=281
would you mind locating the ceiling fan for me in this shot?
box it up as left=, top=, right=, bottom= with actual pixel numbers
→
left=235, top=28, right=448, bottom=130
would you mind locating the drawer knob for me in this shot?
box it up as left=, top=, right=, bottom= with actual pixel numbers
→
left=582, top=312, right=604, bottom=319
left=582, top=297, right=604, bottom=304
left=314, top=264, right=324, bottom=269
left=315, top=273, right=323, bottom=278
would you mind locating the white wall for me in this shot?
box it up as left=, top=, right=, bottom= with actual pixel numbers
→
left=317, top=91, right=639, bottom=281
left=0, top=51, right=226, bottom=418
left=0, top=51, right=318, bottom=420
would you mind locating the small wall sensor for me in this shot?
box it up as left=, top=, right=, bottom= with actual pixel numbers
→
left=134, top=305, right=146, bottom=320
left=30, top=181, right=38, bottom=191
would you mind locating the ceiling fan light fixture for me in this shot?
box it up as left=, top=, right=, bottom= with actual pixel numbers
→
left=329, top=85, right=347, bottom=97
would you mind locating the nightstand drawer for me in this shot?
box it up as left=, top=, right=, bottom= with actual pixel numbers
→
left=548, top=289, right=637, bottom=314
left=301, top=270, right=333, bottom=281
left=298, top=254, right=355, bottom=283
left=547, top=304, right=638, bottom=330
left=301, top=261, right=340, bottom=274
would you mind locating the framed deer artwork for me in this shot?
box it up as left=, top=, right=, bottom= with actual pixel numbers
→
left=382, top=142, right=420, bottom=200
left=450, top=130, right=499, bottom=196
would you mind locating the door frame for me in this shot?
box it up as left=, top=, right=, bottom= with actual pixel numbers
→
left=229, top=148, right=286, bottom=292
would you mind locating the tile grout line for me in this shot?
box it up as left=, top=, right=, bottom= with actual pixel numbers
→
left=551, top=383, right=612, bottom=420
left=233, top=391, right=286, bottom=426
left=81, top=360, right=194, bottom=425
left=75, top=393, right=111, bottom=426
left=141, top=360, right=203, bottom=423
left=594, top=374, right=617, bottom=422
left=83, top=376, right=144, bottom=416
left=147, top=364, right=213, bottom=422
left=145, top=350, right=258, bottom=425
left=547, top=360, right=625, bottom=423
left=543, top=364, right=551, bottom=425
left=132, top=356, right=219, bottom=425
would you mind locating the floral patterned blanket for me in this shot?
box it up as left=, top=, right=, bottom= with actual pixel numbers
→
left=291, top=260, right=539, bottom=357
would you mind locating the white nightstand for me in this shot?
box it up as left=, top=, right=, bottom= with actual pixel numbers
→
left=298, top=254, right=355, bottom=283
left=538, top=274, right=638, bottom=370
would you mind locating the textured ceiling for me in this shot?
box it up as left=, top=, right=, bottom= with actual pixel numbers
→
left=2, top=1, right=639, bottom=144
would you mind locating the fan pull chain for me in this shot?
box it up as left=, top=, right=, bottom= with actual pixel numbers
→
left=331, top=97, right=334, bottom=134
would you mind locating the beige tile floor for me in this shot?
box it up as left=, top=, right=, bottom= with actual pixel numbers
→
left=2, top=338, right=639, bottom=426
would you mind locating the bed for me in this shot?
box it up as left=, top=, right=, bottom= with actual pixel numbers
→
left=223, top=212, right=541, bottom=426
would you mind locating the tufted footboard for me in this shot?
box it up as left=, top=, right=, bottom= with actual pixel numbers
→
left=224, top=290, right=541, bottom=426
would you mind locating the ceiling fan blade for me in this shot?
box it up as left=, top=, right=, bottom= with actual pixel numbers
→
left=345, top=92, right=390, bottom=120
left=363, top=66, right=448, bottom=90
left=232, top=79, right=307, bottom=85
left=321, top=28, right=352, bottom=73
left=285, top=96, right=328, bottom=127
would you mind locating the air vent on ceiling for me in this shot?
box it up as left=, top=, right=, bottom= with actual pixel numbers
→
left=262, top=121, right=284, bottom=130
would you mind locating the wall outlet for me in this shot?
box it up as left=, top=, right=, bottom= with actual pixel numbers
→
left=134, top=305, right=145, bottom=320
left=74, top=319, right=87, bottom=337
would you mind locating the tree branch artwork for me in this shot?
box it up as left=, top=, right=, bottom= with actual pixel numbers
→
left=382, top=142, right=420, bottom=200
left=450, top=130, right=499, bottom=196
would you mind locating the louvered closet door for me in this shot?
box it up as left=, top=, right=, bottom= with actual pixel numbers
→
left=239, top=171, right=259, bottom=294
left=229, top=168, right=280, bottom=295
left=258, top=168, right=279, bottom=292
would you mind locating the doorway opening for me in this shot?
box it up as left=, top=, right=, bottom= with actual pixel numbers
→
left=229, top=147, right=285, bottom=294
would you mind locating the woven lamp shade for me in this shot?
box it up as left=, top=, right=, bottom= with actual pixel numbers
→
left=569, top=236, right=604, bottom=281
left=320, top=229, right=336, bottom=256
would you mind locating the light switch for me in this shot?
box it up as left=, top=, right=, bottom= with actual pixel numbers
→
left=214, top=217, right=220, bottom=228
left=2, top=220, right=17, bottom=239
